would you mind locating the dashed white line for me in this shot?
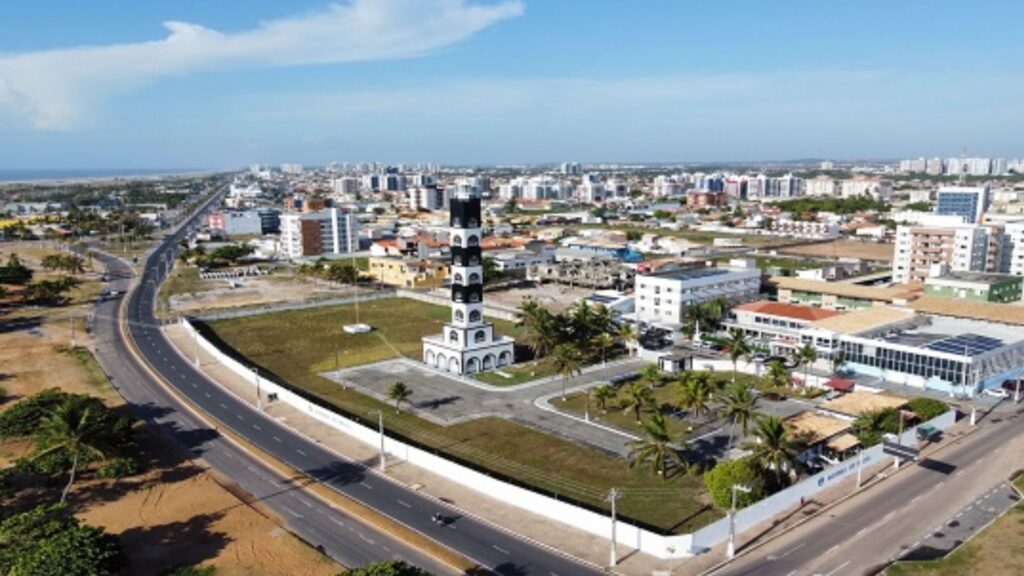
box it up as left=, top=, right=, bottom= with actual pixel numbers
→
left=397, top=499, right=411, bottom=508
left=253, top=424, right=261, bottom=431
left=824, top=560, right=851, bottom=576
left=329, top=517, right=345, bottom=528
left=826, top=544, right=840, bottom=554
left=360, top=481, right=373, bottom=490
left=358, top=533, right=375, bottom=545
left=492, top=545, right=511, bottom=556
left=273, top=436, right=282, bottom=443
left=296, top=449, right=306, bottom=456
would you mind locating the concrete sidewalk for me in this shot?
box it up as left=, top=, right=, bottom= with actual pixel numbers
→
left=163, top=323, right=675, bottom=576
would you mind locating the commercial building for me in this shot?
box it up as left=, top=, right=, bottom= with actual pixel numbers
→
left=936, top=186, right=990, bottom=224
left=280, top=208, right=359, bottom=259
left=725, top=300, right=840, bottom=353
left=421, top=187, right=515, bottom=374
left=770, top=276, right=919, bottom=311
left=635, top=261, right=761, bottom=330
left=924, top=271, right=1022, bottom=303
left=205, top=210, right=262, bottom=236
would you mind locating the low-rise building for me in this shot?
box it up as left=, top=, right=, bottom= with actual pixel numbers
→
left=367, top=256, right=448, bottom=288
left=924, top=271, right=1022, bottom=303
left=770, top=276, right=919, bottom=311
left=635, top=261, right=761, bottom=331
left=725, top=300, right=841, bottom=354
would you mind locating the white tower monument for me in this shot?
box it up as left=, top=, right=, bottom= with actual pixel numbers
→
left=421, top=187, right=515, bottom=374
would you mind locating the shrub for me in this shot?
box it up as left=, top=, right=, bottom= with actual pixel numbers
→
left=0, top=504, right=124, bottom=576
left=341, top=560, right=432, bottom=576
left=96, top=457, right=139, bottom=480
left=703, top=458, right=765, bottom=509
left=907, top=397, right=947, bottom=422
left=0, top=388, right=67, bottom=438
left=162, top=565, right=216, bottom=576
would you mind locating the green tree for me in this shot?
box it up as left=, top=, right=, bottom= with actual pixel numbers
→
left=618, top=323, right=638, bottom=357
left=0, top=504, right=123, bottom=576
left=764, top=359, right=790, bottom=390
left=32, top=396, right=120, bottom=503
left=906, top=397, right=947, bottom=422
left=678, top=373, right=712, bottom=419
left=341, top=560, right=431, bottom=576
left=621, top=381, right=655, bottom=423
left=795, top=343, right=818, bottom=388
left=592, top=333, right=615, bottom=366
left=852, top=408, right=900, bottom=447
left=719, top=382, right=758, bottom=448
left=0, top=253, right=33, bottom=285
left=639, top=364, right=662, bottom=389
left=552, top=343, right=583, bottom=400
left=516, top=300, right=558, bottom=358
left=703, top=458, right=765, bottom=509
left=0, top=388, right=67, bottom=438
left=386, top=381, right=412, bottom=414
left=627, top=413, right=678, bottom=478
left=591, top=384, right=615, bottom=412
left=719, top=328, right=751, bottom=384
left=745, top=416, right=801, bottom=486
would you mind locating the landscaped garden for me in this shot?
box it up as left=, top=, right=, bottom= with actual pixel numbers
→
left=202, top=297, right=722, bottom=533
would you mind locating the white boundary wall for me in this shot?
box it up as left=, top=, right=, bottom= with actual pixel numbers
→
left=179, top=318, right=959, bottom=559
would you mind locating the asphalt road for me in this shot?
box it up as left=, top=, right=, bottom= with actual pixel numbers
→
left=711, top=408, right=1024, bottom=576
left=97, top=191, right=606, bottom=576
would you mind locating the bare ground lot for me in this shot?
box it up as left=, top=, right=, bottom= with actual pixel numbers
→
left=777, top=239, right=895, bottom=262
left=484, top=283, right=593, bottom=313
left=0, top=314, right=338, bottom=574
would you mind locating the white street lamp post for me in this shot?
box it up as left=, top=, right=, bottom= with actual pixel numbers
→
left=727, top=484, right=752, bottom=559
left=607, top=488, right=621, bottom=567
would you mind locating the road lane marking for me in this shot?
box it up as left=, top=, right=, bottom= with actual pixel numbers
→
left=360, top=482, right=373, bottom=490
left=273, top=436, right=282, bottom=443
left=824, top=560, right=851, bottom=576
left=826, top=544, right=840, bottom=554
left=397, top=499, right=411, bottom=508
left=253, top=424, right=261, bottom=431
left=358, top=533, right=375, bottom=545
left=219, top=403, right=227, bottom=409
left=283, top=507, right=300, bottom=518
left=492, top=545, right=511, bottom=556
left=329, top=517, right=345, bottom=527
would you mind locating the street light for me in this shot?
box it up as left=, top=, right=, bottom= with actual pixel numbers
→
left=726, top=484, right=752, bottom=558
left=666, top=545, right=676, bottom=575
left=253, top=367, right=262, bottom=412
left=372, top=410, right=386, bottom=472
left=607, top=487, right=621, bottom=567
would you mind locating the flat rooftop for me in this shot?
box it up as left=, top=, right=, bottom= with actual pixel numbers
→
left=733, top=300, right=841, bottom=322
left=879, top=313, right=1024, bottom=355
left=770, top=276, right=920, bottom=302
left=926, top=271, right=1021, bottom=286
left=643, top=266, right=754, bottom=281
left=910, top=295, right=1024, bottom=327
left=786, top=411, right=850, bottom=443
left=820, top=391, right=909, bottom=418
left=810, top=305, right=916, bottom=335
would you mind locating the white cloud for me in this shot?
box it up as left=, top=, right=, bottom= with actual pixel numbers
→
left=0, top=0, right=523, bottom=130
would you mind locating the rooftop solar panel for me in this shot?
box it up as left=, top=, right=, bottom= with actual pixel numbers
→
left=924, top=333, right=1005, bottom=356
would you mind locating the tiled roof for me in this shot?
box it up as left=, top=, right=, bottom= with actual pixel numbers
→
left=733, top=300, right=841, bottom=322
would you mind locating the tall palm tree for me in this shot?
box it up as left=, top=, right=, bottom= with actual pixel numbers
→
left=591, top=304, right=615, bottom=337
left=592, top=384, right=615, bottom=413
left=32, top=397, right=117, bottom=503
left=592, top=333, right=615, bottom=366
left=719, top=383, right=758, bottom=448
left=795, top=344, right=818, bottom=389
left=720, top=328, right=751, bottom=384
left=517, top=300, right=557, bottom=358
left=639, top=364, right=661, bottom=389
left=627, top=413, right=678, bottom=478
left=618, top=323, right=638, bottom=357
left=678, top=373, right=712, bottom=420
left=765, top=359, right=790, bottom=390
left=551, top=344, right=583, bottom=400
left=386, top=381, right=412, bottom=414
left=621, top=381, right=654, bottom=423
left=745, top=415, right=801, bottom=485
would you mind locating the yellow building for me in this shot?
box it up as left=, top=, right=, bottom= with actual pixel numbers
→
left=368, top=256, right=448, bottom=288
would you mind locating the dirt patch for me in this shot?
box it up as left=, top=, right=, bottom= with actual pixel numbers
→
left=0, top=328, right=338, bottom=575
left=485, top=283, right=593, bottom=313
left=777, top=239, right=895, bottom=262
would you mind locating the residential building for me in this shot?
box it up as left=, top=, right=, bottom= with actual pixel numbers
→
left=635, top=261, right=761, bottom=330
left=280, top=208, right=359, bottom=258
left=924, top=272, right=1022, bottom=303
left=368, top=256, right=448, bottom=288
left=770, top=219, right=840, bottom=239
left=686, top=190, right=728, bottom=209
left=409, top=186, right=448, bottom=211
left=936, top=186, right=990, bottom=224
left=1007, top=221, right=1024, bottom=276
left=892, top=224, right=990, bottom=285
left=805, top=177, right=838, bottom=197
left=840, top=178, right=893, bottom=200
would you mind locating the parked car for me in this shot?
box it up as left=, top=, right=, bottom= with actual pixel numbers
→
left=916, top=423, right=941, bottom=442
left=984, top=388, right=1010, bottom=399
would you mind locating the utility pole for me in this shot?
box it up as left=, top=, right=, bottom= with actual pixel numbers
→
left=856, top=448, right=864, bottom=489
left=607, top=488, right=621, bottom=567
left=253, top=367, right=262, bottom=411
left=193, top=327, right=200, bottom=367
left=894, top=410, right=907, bottom=470
left=1015, top=375, right=1021, bottom=404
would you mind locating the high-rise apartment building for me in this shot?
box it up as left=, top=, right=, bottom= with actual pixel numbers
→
left=893, top=224, right=990, bottom=285
left=936, top=186, right=990, bottom=224
left=280, top=208, right=359, bottom=258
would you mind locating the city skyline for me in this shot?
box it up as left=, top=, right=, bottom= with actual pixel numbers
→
left=3, top=0, right=1024, bottom=169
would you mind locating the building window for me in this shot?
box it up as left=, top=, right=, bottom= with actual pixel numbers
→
left=469, top=310, right=481, bottom=322
left=469, top=272, right=481, bottom=284
left=449, top=330, right=459, bottom=343
left=475, top=330, right=486, bottom=343
left=455, top=310, right=465, bottom=322
left=454, top=273, right=464, bottom=283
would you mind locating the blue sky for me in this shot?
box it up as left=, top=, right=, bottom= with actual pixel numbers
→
left=1, top=0, right=1023, bottom=169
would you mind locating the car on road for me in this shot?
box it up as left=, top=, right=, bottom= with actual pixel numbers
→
left=917, top=423, right=941, bottom=442
left=983, top=387, right=1010, bottom=399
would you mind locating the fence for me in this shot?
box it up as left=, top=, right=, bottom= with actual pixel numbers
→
left=179, top=316, right=959, bottom=559
left=192, top=289, right=397, bottom=321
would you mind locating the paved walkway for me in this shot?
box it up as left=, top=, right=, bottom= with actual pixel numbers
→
left=324, top=358, right=646, bottom=456
left=163, top=324, right=671, bottom=575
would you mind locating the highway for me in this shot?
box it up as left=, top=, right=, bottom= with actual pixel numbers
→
left=712, top=406, right=1024, bottom=576
left=95, top=189, right=606, bottom=576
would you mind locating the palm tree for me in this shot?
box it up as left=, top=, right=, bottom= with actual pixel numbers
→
left=764, top=359, right=790, bottom=390
left=719, top=383, right=758, bottom=448
left=551, top=344, right=583, bottom=400
left=592, top=333, right=615, bottom=366
left=627, top=413, right=678, bottom=478
left=677, top=373, right=712, bottom=420
left=720, top=328, right=751, bottom=384
left=618, top=323, right=638, bottom=357
left=795, top=344, right=818, bottom=389
left=386, top=381, right=412, bottom=413
left=639, top=364, right=661, bottom=389
left=591, top=304, right=615, bottom=337
left=745, top=415, right=801, bottom=485
left=830, top=350, right=847, bottom=375
left=32, top=397, right=117, bottom=503
left=592, top=384, right=615, bottom=413
left=517, top=300, right=557, bottom=358
left=621, top=381, right=654, bottom=423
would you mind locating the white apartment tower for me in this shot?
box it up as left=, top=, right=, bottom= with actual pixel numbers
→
left=421, top=188, right=515, bottom=374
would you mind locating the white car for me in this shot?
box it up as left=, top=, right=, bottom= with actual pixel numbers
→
left=983, top=388, right=1010, bottom=399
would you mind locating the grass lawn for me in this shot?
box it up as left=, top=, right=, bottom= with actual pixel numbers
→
left=553, top=371, right=763, bottom=440
left=885, top=476, right=1024, bottom=576
left=159, top=265, right=204, bottom=308
left=204, top=297, right=721, bottom=533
